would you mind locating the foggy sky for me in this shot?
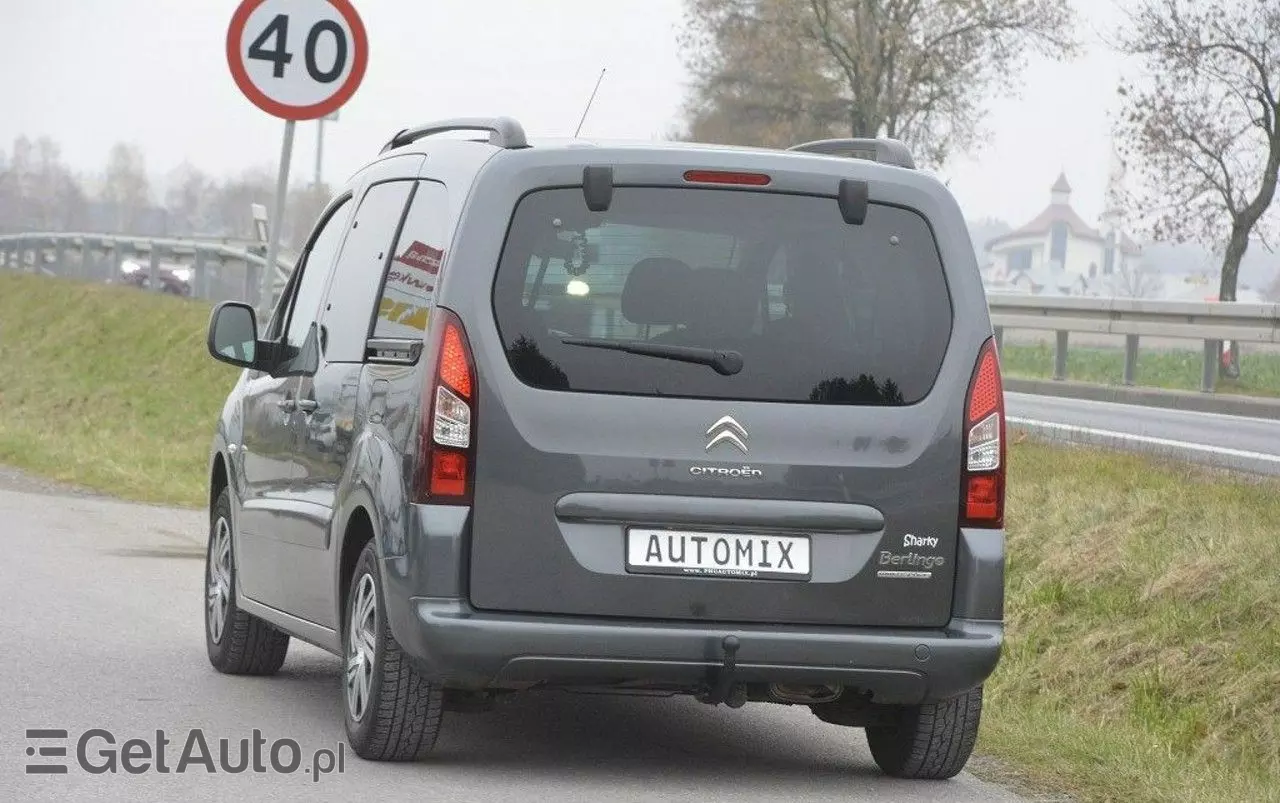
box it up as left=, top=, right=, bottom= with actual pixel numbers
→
left=2, top=0, right=1136, bottom=227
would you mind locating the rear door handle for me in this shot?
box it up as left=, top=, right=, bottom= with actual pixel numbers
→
left=296, top=399, right=318, bottom=413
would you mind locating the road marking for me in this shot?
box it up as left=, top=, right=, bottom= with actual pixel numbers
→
left=1007, top=417, right=1280, bottom=465
left=1005, top=393, right=1280, bottom=427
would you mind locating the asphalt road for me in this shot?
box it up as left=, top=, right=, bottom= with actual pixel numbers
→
left=1007, top=392, right=1280, bottom=475
left=0, top=479, right=1024, bottom=803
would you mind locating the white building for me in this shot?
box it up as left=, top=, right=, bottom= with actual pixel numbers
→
left=984, top=173, right=1142, bottom=295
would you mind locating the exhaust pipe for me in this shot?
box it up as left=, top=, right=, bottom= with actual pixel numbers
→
left=768, top=683, right=842, bottom=705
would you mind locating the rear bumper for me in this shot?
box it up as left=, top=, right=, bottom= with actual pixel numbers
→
left=392, top=597, right=1001, bottom=705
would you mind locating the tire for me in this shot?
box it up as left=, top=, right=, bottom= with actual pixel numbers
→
left=342, top=541, right=445, bottom=761
left=205, top=487, right=290, bottom=675
left=865, top=686, right=984, bottom=780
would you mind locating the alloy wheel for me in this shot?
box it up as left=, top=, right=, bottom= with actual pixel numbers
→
left=206, top=517, right=233, bottom=644
left=345, top=574, right=378, bottom=722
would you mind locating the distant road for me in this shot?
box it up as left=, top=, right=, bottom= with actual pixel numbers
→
left=1007, top=392, right=1280, bottom=475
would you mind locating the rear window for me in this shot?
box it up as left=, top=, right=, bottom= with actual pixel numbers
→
left=492, top=186, right=953, bottom=405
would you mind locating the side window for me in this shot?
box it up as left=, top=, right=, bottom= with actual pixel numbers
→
left=318, top=180, right=415, bottom=362
left=282, top=196, right=352, bottom=349
left=372, top=180, right=449, bottom=340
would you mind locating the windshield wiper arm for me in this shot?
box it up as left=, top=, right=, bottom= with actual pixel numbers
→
left=560, top=337, right=744, bottom=376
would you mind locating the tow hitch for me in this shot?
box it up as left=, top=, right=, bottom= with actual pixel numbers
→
left=698, top=635, right=747, bottom=708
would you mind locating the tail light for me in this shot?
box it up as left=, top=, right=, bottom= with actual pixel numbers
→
left=415, top=308, right=476, bottom=505
left=961, top=336, right=1005, bottom=528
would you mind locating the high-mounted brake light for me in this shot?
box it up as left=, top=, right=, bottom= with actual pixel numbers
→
left=683, top=170, right=772, bottom=186
left=416, top=308, right=477, bottom=505
left=961, top=337, right=1005, bottom=528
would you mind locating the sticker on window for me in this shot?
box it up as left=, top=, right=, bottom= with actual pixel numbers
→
left=394, top=241, right=442, bottom=274
left=377, top=244, right=444, bottom=333
left=378, top=298, right=430, bottom=332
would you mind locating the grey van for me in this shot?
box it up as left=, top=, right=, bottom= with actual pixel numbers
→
left=203, top=117, right=1007, bottom=780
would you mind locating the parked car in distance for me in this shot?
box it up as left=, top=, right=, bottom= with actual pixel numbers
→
left=202, top=117, right=1006, bottom=780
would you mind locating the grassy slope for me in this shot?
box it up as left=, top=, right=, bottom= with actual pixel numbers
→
left=986, top=437, right=1280, bottom=802
left=1000, top=342, right=1280, bottom=398
left=1, top=272, right=1277, bottom=799
left=0, top=273, right=233, bottom=506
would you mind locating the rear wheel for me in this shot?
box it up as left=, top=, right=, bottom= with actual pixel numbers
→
left=205, top=488, right=290, bottom=675
left=343, top=541, right=445, bottom=761
left=864, top=686, right=984, bottom=780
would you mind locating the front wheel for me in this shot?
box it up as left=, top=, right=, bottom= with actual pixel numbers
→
left=864, top=686, right=984, bottom=780
left=205, top=488, right=290, bottom=675
left=342, top=542, right=445, bottom=761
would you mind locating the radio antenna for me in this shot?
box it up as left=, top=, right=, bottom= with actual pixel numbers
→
left=574, top=68, right=608, bottom=138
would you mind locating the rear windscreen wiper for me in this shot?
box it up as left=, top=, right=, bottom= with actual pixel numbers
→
left=560, top=337, right=744, bottom=376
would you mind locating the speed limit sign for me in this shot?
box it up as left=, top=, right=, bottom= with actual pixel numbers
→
left=226, top=0, right=368, bottom=121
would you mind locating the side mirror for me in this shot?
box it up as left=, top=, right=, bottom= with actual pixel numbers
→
left=207, top=302, right=261, bottom=369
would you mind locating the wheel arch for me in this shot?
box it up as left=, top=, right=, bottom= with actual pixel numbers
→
left=337, top=500, right=379, bottom=634
left=209, top=451, right=230, bottom=513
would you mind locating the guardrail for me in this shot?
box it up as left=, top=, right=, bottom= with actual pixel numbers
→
left=0, top=232, right=295, bottom=309
left=986, top=293, right=1280, bottom=392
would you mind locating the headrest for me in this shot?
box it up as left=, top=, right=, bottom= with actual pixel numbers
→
left=621, top=257, right=693, bottom=325
left=684, top=268, right=757, bottom=338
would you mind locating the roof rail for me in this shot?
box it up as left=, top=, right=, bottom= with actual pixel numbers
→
left=379, top=116, right=529, bottom=154
left=787, top=137, right=915, bottom=169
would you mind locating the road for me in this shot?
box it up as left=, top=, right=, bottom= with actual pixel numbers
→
left=1007, top=392, right=1280, bottom=475
left=0, top=478, right=1024, bottom=803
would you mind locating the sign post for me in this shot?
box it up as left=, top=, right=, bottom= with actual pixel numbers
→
left=317, top=109, right=339, bottom=188
left=225, top=0, right=368, bottom=318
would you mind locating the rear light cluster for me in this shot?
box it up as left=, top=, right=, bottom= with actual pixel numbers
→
left=961, top=336, right=1006, bottom=528
left=416, top=309, right=477, bottom=504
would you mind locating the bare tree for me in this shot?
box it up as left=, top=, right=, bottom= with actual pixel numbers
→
left=0, top=137, right=34, bottom=232
left=33, top=137, right=88, bottom=231
left=679, top=0, right=851, bottom=147
left=0, top=136, right=87, bottom=232
left=1113, top=0, right=1280, bottom=307
left=163, top=162, right=219, bottom=236
left=284, top=182, right=334, bottom=249
left=101, top=143, right=152, bottom=234
left=207, top=167, right=275, bottom=240
left=1265, top=267, right=1280, bottom=302
left=1108, top=259, right=1163, bottom=299
left=0, top=137, right=331, bottom=249
left=680, top=0, right=1077, bottom=164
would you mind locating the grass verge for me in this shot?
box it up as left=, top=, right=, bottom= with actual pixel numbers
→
left=984, top=435, right=1280, bottom=802
left=0, top=273, right=232, bottom=507
left=1000, top=342, right=1280, bottom=398
left=1, top=273, right=1277, bottom=800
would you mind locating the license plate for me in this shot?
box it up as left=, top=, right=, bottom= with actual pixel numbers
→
left=625, top=529, right=811, bottom=581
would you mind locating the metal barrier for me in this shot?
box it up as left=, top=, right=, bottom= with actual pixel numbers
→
left=0, top=232, right=295, bottom=309
left=987, top=293, right=1280, bottom=392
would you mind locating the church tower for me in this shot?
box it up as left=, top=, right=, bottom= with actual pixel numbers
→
left=1101, top=138, right=1127, bottom=276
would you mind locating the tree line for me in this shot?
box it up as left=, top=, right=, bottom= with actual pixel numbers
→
left=678, top=0, right=1280, bottom=305
left=0, top=137, right=331, bottom=254
left=4, top=0, right=1276, bottom=305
